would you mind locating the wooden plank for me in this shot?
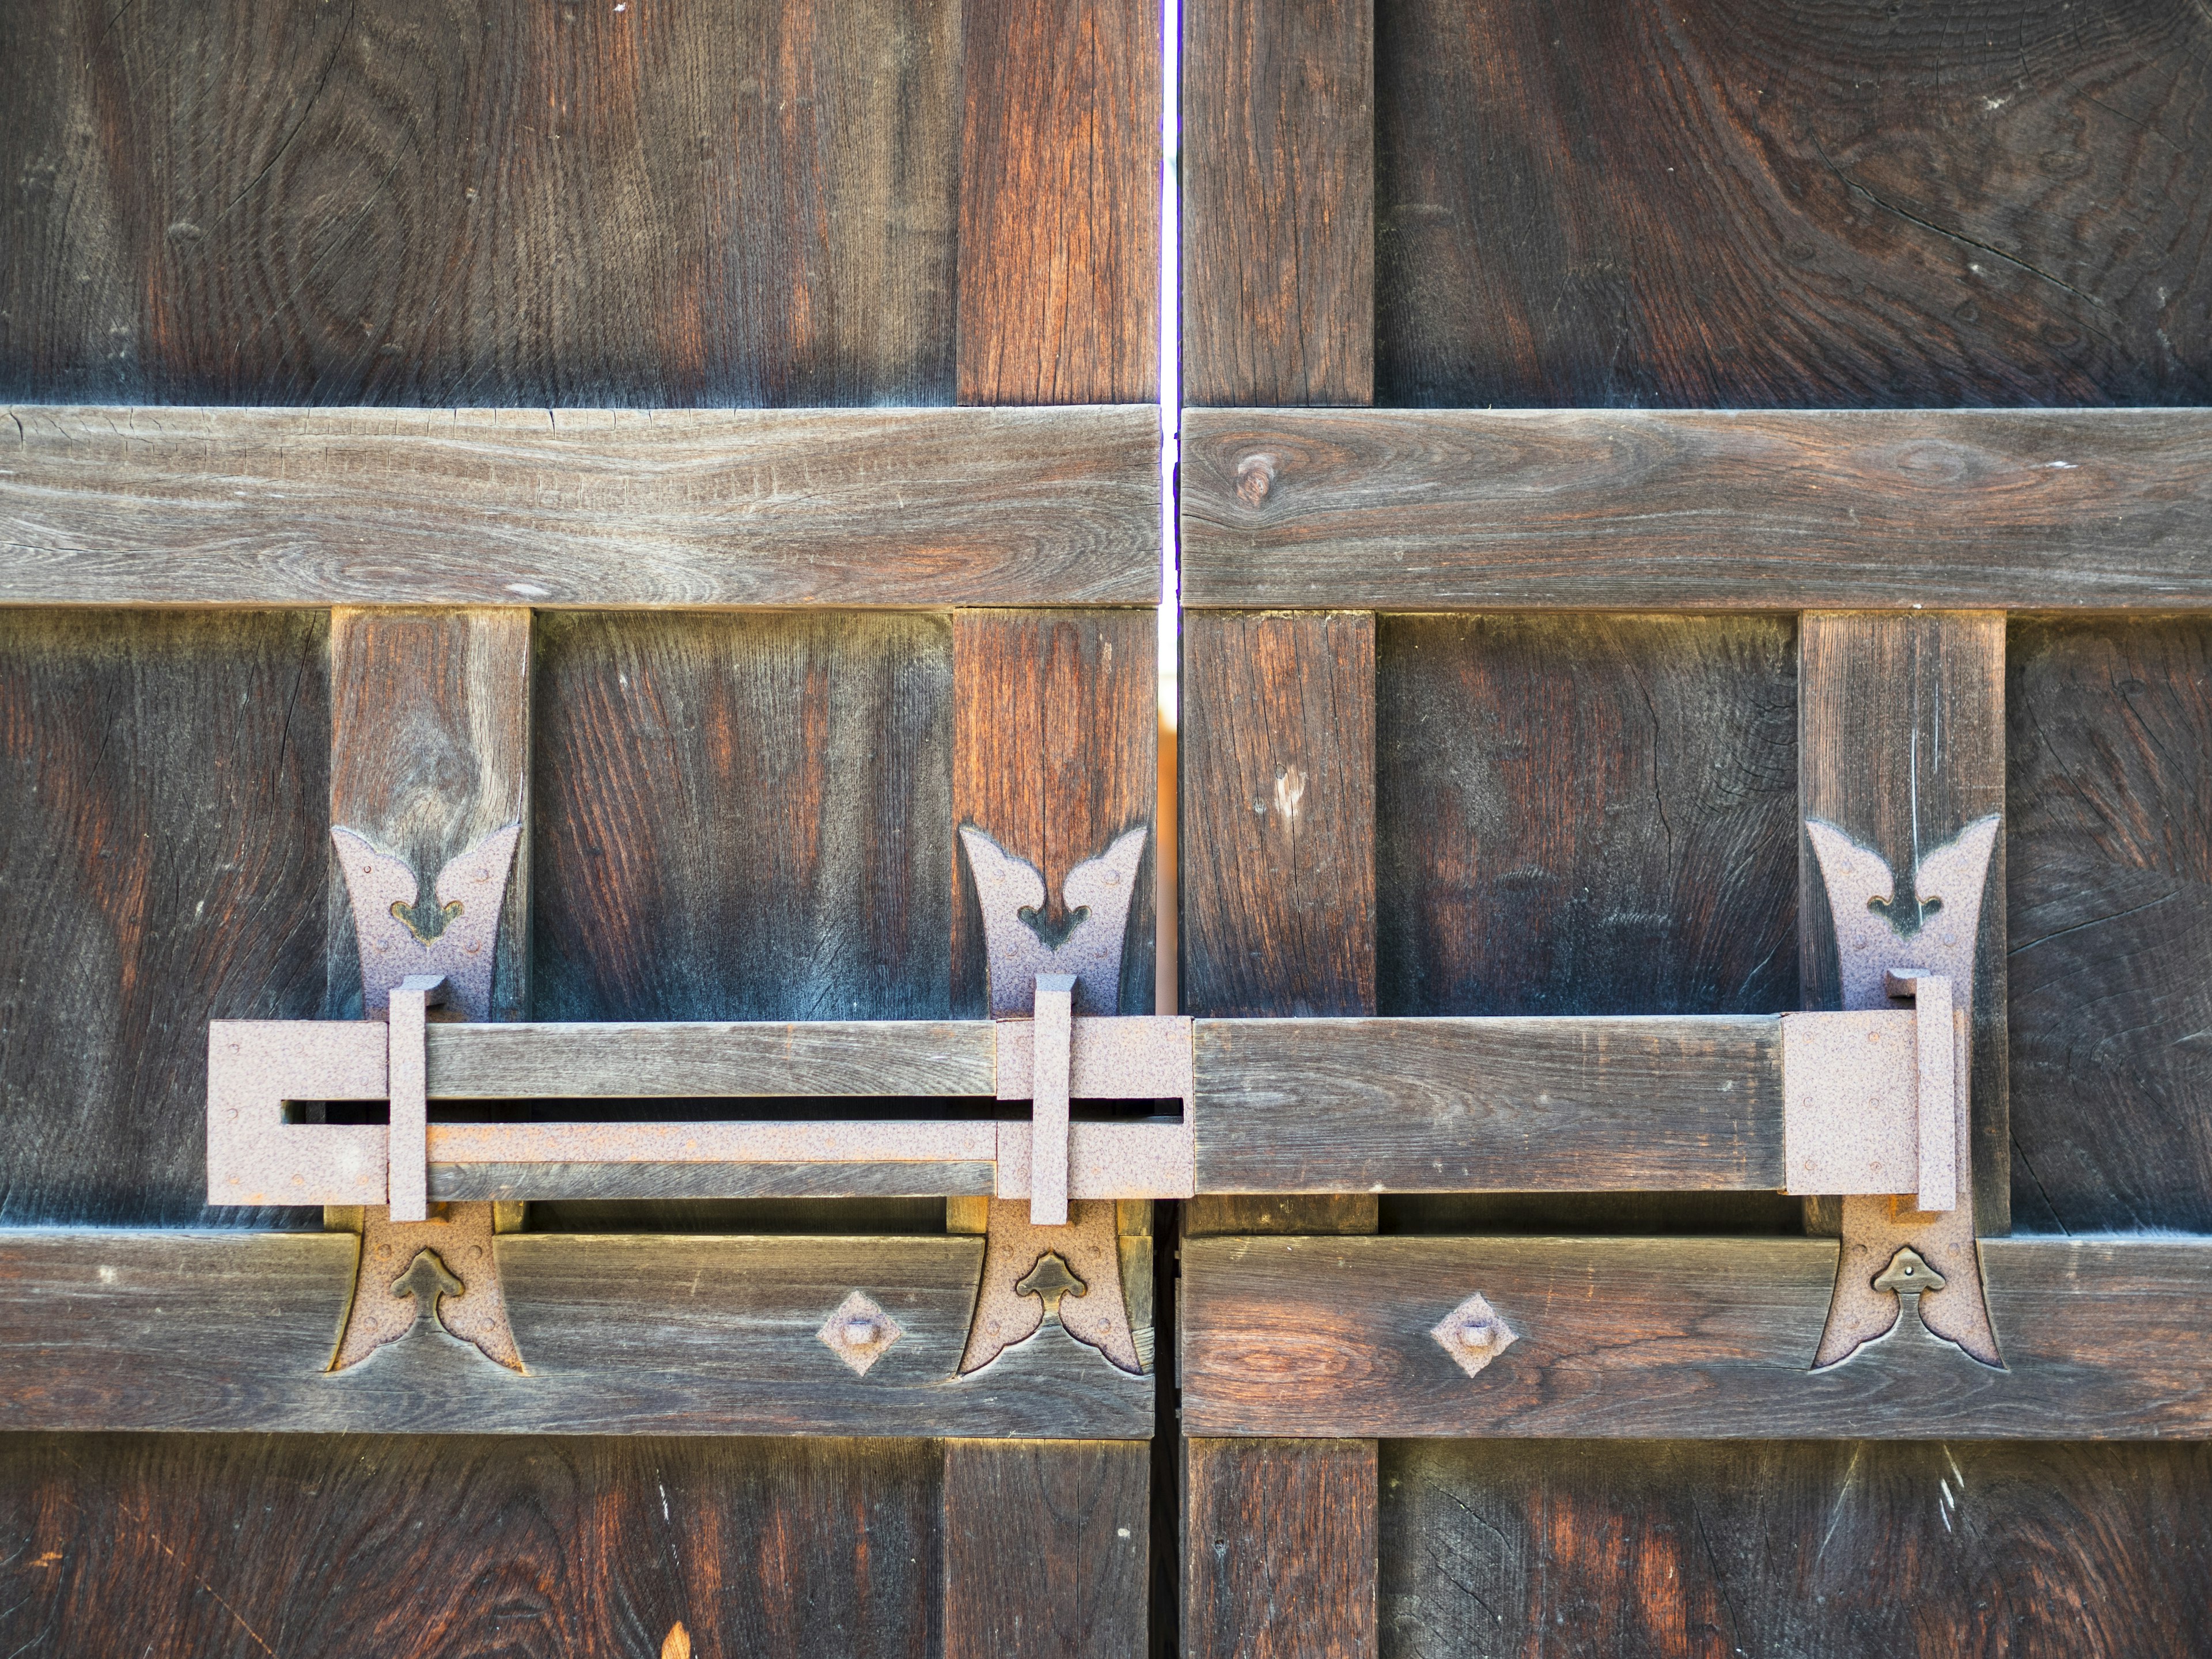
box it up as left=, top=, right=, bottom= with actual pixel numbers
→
left=941, top=1441, right=1150, bottom=1659
left=0, top=1230, right=1152, bottom=1438
left=0, top=1432, right=942, bottom=1659
left=425, top=1020, right=997, bottom=1098
left=1192, top=1016, right=1784, bottom=1192
left=2009, top=619, right=2212, bottom=1233
left=0, top=611, right=327, bottom=1226
left=1377, top=1440, right=2212, bottom=1658
left=1185, top=1439, right=1377, bottom=1659
left=532, top=612, right=954, bottom=1025
left=1801, top=614, right=2008, bottom=1229
left=1182, top=0, right=1374, bottom=406
left=327, top=610, right=529, bottom=1021
left=1370, top=0, right=2212, bottom=407
left=952, top=610, right=1157, bottom=1018
left=0, top=406, right=1160, bottom=609
left=0, top=0, right=962, bottom=406
left=955, top=0, right=1159, bottom=403
left=1180, top=409, right=2212, bottom=610
left=1178, top=611, right=1375, bottom=1018
left=1181, top=1234, right=2212, bottom=1439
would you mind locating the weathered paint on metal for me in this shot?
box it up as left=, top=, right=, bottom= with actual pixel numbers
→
left=959, top=823, right=1148, bottom=1017
left=332, top=823, right=521, bottom=1020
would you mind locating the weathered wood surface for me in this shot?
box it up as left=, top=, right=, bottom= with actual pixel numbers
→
left=532, top=612, right=953, bottom=1028
left=430, top=1160, right=998, bottom=1205
left=328, top=609, right=530, bottom=1022
left=1378, top=1440, right=2212, bottom=1659
left=0, top=1431, right=942, bottom=1659
left=1, top=406, right=1160, bottom=608
left=2009, top=619, right=2212, bottom=1235
left=0, top=1230, right=1150, bottom=1438
left=0, top=611, right=327, bottom=1227
left=1802, top=613, right=2009, bottom=1231
left=952, top=611, right=1157, bottom=1019
left=1181, top=1235, right=2212, bottom=1440
left=1182, top=0, right=1373, bottom=406
left=1192, top=1017, right=1783, bottom=1192
left=941, top=1440, right=1150, bottom=1659
left=1373, top=0, right=2212, bottom=407
left=1185, top=1438, right=1377, bottom=1659
left=1180, top=410, right=2212, bottom=609
left=425, top=1020, right=996, bottom=1098
left=956, top=0, right=1159, bottom=404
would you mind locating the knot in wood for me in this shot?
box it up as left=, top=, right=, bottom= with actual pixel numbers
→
left=1235, top=452, right=1278, bottom=506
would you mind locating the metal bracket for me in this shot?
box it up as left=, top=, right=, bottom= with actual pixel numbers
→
left=332, top=823, right=521, bottom=1019
left=1804, top=815, right=2003, bottom=1370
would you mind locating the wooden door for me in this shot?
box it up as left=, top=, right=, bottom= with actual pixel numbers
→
left=1179, top=1, right=2212, bottom=1654
left=0, top=2, right=1162, bottom=1655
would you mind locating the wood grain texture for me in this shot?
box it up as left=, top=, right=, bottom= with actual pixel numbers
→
left=1802, top=613, right=2008, bottom=1229
left=956, top=0, right=1159, bottom=403
left=941, top=1440, right=1150, bottom=1659
left=1377, top=1440, right=2212, bottom=1659
left=0, top=1432, right=942, bottom=1659
left=1179, top=408, right=2212, bottom=611
left=1181, top=1234, right=2212, bottom=1439
left=1183, top=0, right=1373, bottom=406
left=1194, top=1017, right=1783, bottom=1192
left=953, top=611, right=1157, bottom=1018
left=1179, top=611, right=1375, bottom=1018
left=2009, top=619, right=2212, bottom=1234
left=532, top=612, right=953, bottom=1027
left=0, top=610, right=327, bottom=1226
left=328, top=609, right=529, bottom=1021
left=0, top=1230, right=1152, bottom=1437
left=1373, top=0, right=2212, bottom=407
left=2, top=406, right=1161, bottom=609
left=0, top=0, right=961, bottom=406
left=1185, top=1439, right=1377, bottom=1659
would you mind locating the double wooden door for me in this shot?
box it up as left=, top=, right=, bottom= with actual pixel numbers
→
left=7, top=1, right=2212, bottom=1655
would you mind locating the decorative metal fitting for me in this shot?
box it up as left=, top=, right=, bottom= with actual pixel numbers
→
left=957, top=1199, right=1141, bottom=1377
left=332, top=823, right=521, bottom=1019
left=329, top=1203, right=524, bottom=1374
left=816, top=1290, right=904, bottom=1377
left=1430, top=1291, right=1517, bottom=1378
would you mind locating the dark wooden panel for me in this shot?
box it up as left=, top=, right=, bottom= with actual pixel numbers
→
left=0, top=1230, right=1152, bottom=1437
left=1185, top=1439, right=1377, bottom=1659
left=941, top=1440, right=1150, bottom=1658
left=0, top=1431, right=941, bottom=1658
left=2, top=406, right=1162, bottom=609
left=328, top=609, right=530, bottom=1020
left=956, top=0, right=1159, bottom=403
left=1378, top=1440, right=2212, bottom=1659
left=2009, top=618, right=2212, bottom=1233
left=1373, top=0, right=2212, bottom=407
left=0, top=609, right=327, bottom=1226
left=952, top=610, right=1157, bottom=1018
left=0, top=0, right=961, bottom=406
left=1194, top=1017, right=1783, bottom=1192
left=1180, top=409, right=2212, bottom=611
left=1182, top=0, right=1373, bottom=406
left=1179, top=611, right=1374, bottom=1018
left=1182, top=1235, right=2212, bottom=1439
left=532, top=612, right=953, bottom=1025
left=1804, top=613, right=2009, bottom=1229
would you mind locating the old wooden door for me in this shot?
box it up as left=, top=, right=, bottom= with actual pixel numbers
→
left=0, top=2, right=1164, bottom=1654
left=1176, top=1, right=2212, bottom=1654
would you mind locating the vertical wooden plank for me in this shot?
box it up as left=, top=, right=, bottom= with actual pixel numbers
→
left=942, top=1441, right=1151, bottom=1659
left=1185, top=1440, right=1378, bottom=1659
left=952, top=610, right=1158, bottom=1018
left=0, top=611, right=328, bottom=1226
left=1179, top=608, right=1378, bottom=1655
left=1800, top=613, right=2008, bottom=1231
left=1183, top=0, right=1374, bottom=406
left=326, top=610, right=531, bottom=1022
left=956, top=0, right=1160, bottom=404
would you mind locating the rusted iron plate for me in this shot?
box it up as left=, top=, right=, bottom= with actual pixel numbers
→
left=995, top=1120, right=1196, bottom=1200
left=956, top=1199, right=1142, bottom=1377
left=959, top=824, right=1149, bottom=1017
left=329, top=1202, right=524, bottom=1374
left=207, top=1020, right=389, bottom=1207
left=995, top=1014, right=1196, bottom=1107
left=1778, top=1010, right=1920, bottom=1199
left=332, top=823, right=520, bottom=1020
left=1029, top=974, right=1076, bottom=1225
left=385, top=975, right=446, bottom=1225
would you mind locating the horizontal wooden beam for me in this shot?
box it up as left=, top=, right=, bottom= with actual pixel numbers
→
left=2, top=405, right=1160, bottom=608
left=1194, top=1016, right=1783, bottom=1191
left=0, top=1230, right=1150, bottom=1437
left=1181, top=408, right=2212, bottom=610
left=427, top=1020, right=999, bottom=1097
left=1181, top=1234, right=2212, bottom=1438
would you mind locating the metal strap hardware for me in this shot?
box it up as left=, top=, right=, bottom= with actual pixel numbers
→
left=1778, top=972, right=1957, bottom=1214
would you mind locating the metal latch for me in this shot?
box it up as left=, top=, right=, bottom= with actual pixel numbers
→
left=1779, top=968, right=1959, bottom=1214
